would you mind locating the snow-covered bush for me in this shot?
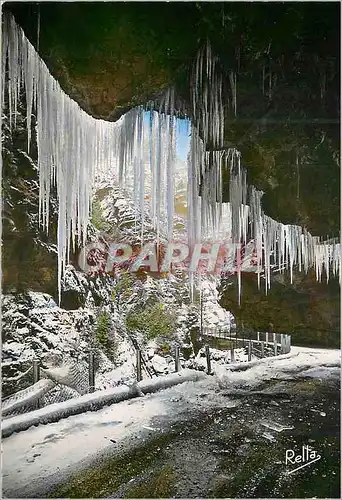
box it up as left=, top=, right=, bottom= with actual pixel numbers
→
left=94, top=310, right=119, bottom=363
left=126, top=302, right=176, bottom=340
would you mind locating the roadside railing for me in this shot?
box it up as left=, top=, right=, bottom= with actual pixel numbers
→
left=202, top=327, right=291, bottom=362
left=2, top=355, right=92, bottom=419
left=2, top=348, right=174, bottom=419
left=2, top=331, right=290, bottom=418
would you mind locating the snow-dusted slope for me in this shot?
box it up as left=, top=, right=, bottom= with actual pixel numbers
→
left=2, top=183, right=236, bottom=404
left=2, top=140, right=235, bottom=405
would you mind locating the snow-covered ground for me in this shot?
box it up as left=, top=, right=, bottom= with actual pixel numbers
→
left=215, top=346, right=340, bottom=389
left=2, top=346, right=340, bottom=498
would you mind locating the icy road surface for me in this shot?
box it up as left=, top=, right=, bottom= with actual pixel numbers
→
left=2, top=346, right=340, bottom=498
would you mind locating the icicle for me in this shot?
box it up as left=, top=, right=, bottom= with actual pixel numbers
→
left=249, top=186, right=263, bottom=286
left=149, top=108, right=156, bottom=227
left=36, top=5, right=40, bottom=52
left=189, top=41, right=234, bottom=249
left=187, top=126, right=201, bottom=248
left=139, top=109, right=145, bottom=243
left=236, top=242, right=242, bottom=305
left=156, top=110, right=162, bottom=243
left=2, top=13, right=121, bottom=298
left=229, top=71, right=237, bottom=117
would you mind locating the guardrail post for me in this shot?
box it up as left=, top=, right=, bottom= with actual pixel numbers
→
left=260, top=341, right=265, bottom=358
left=88, top=352, right=95, bottom=393
left=32, top=359, right=41, bottom=409
left=287, top=334, right=291, bottom=353
left=174, top=346, right=180, bottom=372
left=248, top=341, right=252, bottom=361
left=205, top=344, right=211, bottom=375
left=136, top=349, right=142, bottom=382
left=273, top=333, right=277, bottom=356
left=280, top=334, right=285, bottom=354
left=230, top=346, right=235, bottom=363
left=33, top=359, right=40, bottom=384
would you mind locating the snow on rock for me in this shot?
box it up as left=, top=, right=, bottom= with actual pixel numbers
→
left=151, top=354, right=169, bottom=374
left=201, top=277, right=235, bottom=331
left=2, top=290, right=113, bottom=398
left=61, top=264, right=114, bottom=309
left=2, top=294, right=94, bottom=354
left=185, top=346, right=250, bottom=372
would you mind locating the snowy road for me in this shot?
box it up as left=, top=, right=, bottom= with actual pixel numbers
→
left=2, top=346, right=340, bottom=498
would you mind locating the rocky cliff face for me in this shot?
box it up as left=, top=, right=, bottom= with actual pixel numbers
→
left=220, top=272, right=340, bottom=348
left=2, top=104, right=59, bottom=297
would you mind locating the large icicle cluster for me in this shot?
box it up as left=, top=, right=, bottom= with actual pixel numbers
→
left=1, top=13, right=179, bottom=296
left=222, top=150, right=340, bottom=301
left=189, top=41, right=225, bottom=241
left=191, top=41, right=224, bottom=151
left=186, top=40, right=340, bottom=302
left=115, top=89, right=178, bottom=243
left=1, top=12, right=340, bottom=303
left=2, top=13, right=121, bottom=298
